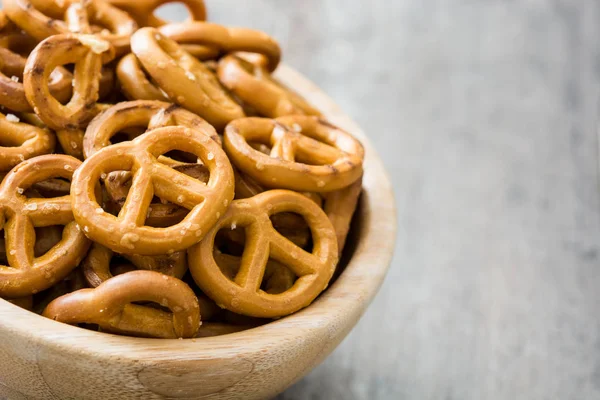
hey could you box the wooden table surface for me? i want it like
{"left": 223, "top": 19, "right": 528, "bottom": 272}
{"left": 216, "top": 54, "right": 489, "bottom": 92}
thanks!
{"left": 161, "top": 1, "right": 597, "bottom": 399}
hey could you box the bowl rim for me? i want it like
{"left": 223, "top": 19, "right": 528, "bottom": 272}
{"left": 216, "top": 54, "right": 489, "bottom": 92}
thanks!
{"left": 0, "top": 65, "right": 397, "bottom": 362}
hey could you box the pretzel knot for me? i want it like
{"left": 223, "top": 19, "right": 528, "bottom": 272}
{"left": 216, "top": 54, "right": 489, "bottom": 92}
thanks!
{"left": 0, "top": 155, "right": 91, "bottom": 298}
{"left": 188, "top": 190, "right": 338, "bottom": 318}
{"left": 159, "top": 22, "right": 281, "bottom": 72}
{"left": 43, "top": 270, "right": 201, "bottom": 339}
{"left": 24, "top": 33, "right": 116, "bottom": 131}
{"left": 107, "top": 0, "right": 207, "bottom": 28}
{"left": 0, "top": 113, "right": 56, "bottom": 172}
{"left": 131, "top": 28, "right": 245, "bottom": 130}
{"left": 224, "top": 116, "right": 365, "bottom": 192}
{"left": 72, "top": 126, "right": 235, "bottom": 255}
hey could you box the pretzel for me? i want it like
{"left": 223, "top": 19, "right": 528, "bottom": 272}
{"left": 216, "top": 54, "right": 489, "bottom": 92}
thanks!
{"left": 4, "top": 0, "right": 137, "bottom": 55}
{"left": 324, "top": 177, "right": 363, "bottom": 256}
{"left": 72, "top": 126, "right": 234, "bottom": 255}
{"left": 159, "top": 22, "right": 281, "bottom": 72}
{"left": 83, "top": 100, "right": 221, "bottom": 158}
{"left": 218, "top": 56, "right": 321, "bottom": 118}
{"left": 131, "top": 28, "right": 245, "bottom": 130}
{"left": 0, "top": 47, "right": 73, "bottom": 112}
{"left": 0, "top": 113, "right": 56, "bottom": 172}
{"left": 0, "top": 225, "right": 63, "bottom": 262}
{"left": 33, "top": 268, "right": 88, "bottom": 315}
{"left": 104, "top": 162, "right": 210, "bottom": 228}
{"left": 106, "top": 0, "right": 207, "bottom": 28}
{"left": 188, "top": 190, "right": 338, "bottom": 318}
{"left": 224, "top": 116, "right": 364, "bottom": 192}
{"left": 24, "top": 34, "right": 116, "bottom": 131}
{"left": 82, "top": 243, "right": 188, "bottom": 287}
{"left": 0, "top": 155, "right": 91, "bottom": 298}
{"left": 43, "top": 270, "right": 201, "bottom": 338}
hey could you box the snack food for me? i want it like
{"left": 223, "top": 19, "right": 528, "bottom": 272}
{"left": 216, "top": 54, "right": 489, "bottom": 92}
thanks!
{"left": 0, "top": 0, "right": 365, "bottom": 339}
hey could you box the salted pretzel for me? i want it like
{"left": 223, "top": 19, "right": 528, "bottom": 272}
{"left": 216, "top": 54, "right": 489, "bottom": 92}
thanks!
{"left": 4, "top": 0, "right": 137, "bottom": 55}
{"left": 82, "top": 243, "right": 187, "bottom": 287}
{"left": 43, "top": 270, "right": 201, "bottom": 338}
{"left": 188, "top": 190, "right": 338, "bottom": 318}
{"left": 104, "top": 161, "right": 210, "bottom": 228}
{"left": 107, "top": 0, "right": 207, "bottom": 28}
{"left": 218, "top": 55, "right": 321, "bottom": 118}
{"left": 72, "top": 126, "right": 234, "bottom": 255}
{"left": 131, "top": 28, "right": 245, "bottom": 130}
{"left": 24, "top": 34, "right": 116, "bottom": 131}
{"left": 159, "top": 22, "right": 281, "bottom": 72}
{"left": 83, "top": 100, "right": 221, "bottom": 158}
{"left": 224, "top": 116, "right": 364, "bottom": 192}
{"left": 0, "top": 155, "right": 91, "bottom": 298}
{"left": 0, "top": 113, "right": 56, "bottom": 172}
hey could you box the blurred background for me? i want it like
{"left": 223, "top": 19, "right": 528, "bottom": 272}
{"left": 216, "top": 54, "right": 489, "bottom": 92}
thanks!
{"left": 168, "top": 1, "right": 600, "bottom": 399}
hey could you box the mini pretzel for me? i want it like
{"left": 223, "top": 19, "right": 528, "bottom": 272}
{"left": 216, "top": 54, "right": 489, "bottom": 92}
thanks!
{"left": 106, "top": 0, "right": 207, "bottom": 28}
{"left": 324, "top": 177, "right": 363, "bottom": 256}
{"left": 0, "top": 155, "right": 91, "bottom": 298}
{"left": 188, "top": 190, "right": 338, "bottom": 318}
{"left": 0, "top": 47, "right": 72, "bottom": 112}
{"left": 218, "top": 56, "right": 321, "bottom": 118}
{"left": 0, "top": 113, "right": 56, "bottom": 172}
{"left": 83, "top": 100, "right": 220, "bottom": 158}
{"left": 131, "top": 28, "right": 245, "bottom": 130}
{"left": 224, "top": 116, "right": 364, "bottom": 192}
{"left": 43, "top": 270, "right": 201, "bottom": 338}
{"left": 159, "top": 22, "right": 281, "bottom": 72}
{"left": 82, "top": 243, "right": 187, "bottom": 287}
{"left": 24, "top": 34, "right": 116, "bottom": 131}
{"left": 4, "top": 0, "right": 137, "bottom": 55}
{"left": 104, "top": 162, "right": 210, "bottom": 228}
{"left": 72, "top": 126, "right": 234, "bottom": 255}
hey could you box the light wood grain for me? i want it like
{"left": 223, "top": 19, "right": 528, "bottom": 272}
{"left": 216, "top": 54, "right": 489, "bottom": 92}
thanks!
{"left": 0, "top": 66, "right": 396, "bottom": 400}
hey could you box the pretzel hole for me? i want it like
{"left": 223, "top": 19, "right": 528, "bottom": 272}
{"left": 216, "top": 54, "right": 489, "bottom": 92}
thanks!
{"left": 162, "top": 150, "right": 199, "bottom": 163}
{"left": 269, "top": 212, "right": 313, "bottom": 252}
{"left": 154, "top": 3, "right": 192, "bottom": 24}
{"left": 33, "top": 226, "right": 63, "bottom": 257}
{"left": 110, "top": 127, "right": 146, "bottom": 144}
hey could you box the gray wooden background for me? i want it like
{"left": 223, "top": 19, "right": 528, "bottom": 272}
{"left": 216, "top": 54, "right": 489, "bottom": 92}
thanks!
{"left": 172, "top": 1, "right": 600, "bottom": 399}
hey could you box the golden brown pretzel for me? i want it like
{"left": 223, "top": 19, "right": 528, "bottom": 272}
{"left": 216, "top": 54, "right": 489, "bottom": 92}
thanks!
{"left": 218, "top": 56, "right": 321, "bottom": 118}
{"left": 106, "top": 0, "right": 207, "bottom": 28}
{"left": 4, "top": 0, "right": 137, "bottom": 56}
{"left": 224, "top": 116, "right": 364, "bottom": 192}
{"left": 116, "top": 54, "right": 170, "bottom": 102}
{"left": 0, "top": 113, "right": 56, "bottom": 172}
{"left": 159, "top": 22, "right": 281, "bottom": 72}
{"left": 104, "top": 162, "right": 210, "bottom": 228}
{"left": 0, "top": 155, "right": 91, "bottom": 298}
{"left": 43, "top": 270, "right": 201, "bottom": 338}
{"left": 188, "top": 190, "right": 338, "bottom": 318}
{"left": 24, "top": 34, "right": 116, "bottom": 131}
{"left": 72, "top": 126, "right": 235, "bottom": 255}
{"left": 83, "top": 100, "right": 221, "bottom": 158}
{"left": 131, "top": 28, "right": 245, "bottom": 130}
{"left": 82, "top": 243, "right": 187, "bottom": 287}
{"left": 0, "top": 47, "right": 72, "bottom": 112}
{"left": 324, "top": 177, "right": 363, "bottom": 256}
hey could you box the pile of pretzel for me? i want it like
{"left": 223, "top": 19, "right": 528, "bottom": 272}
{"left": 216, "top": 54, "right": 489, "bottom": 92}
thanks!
{"left": 0, "top": 0, "right": 365, "bottom": 339}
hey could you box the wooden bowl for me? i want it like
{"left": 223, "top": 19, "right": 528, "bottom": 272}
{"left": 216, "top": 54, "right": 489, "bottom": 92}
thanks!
{"left": 0, "top": 66, "right": 397, "bottom": 400}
